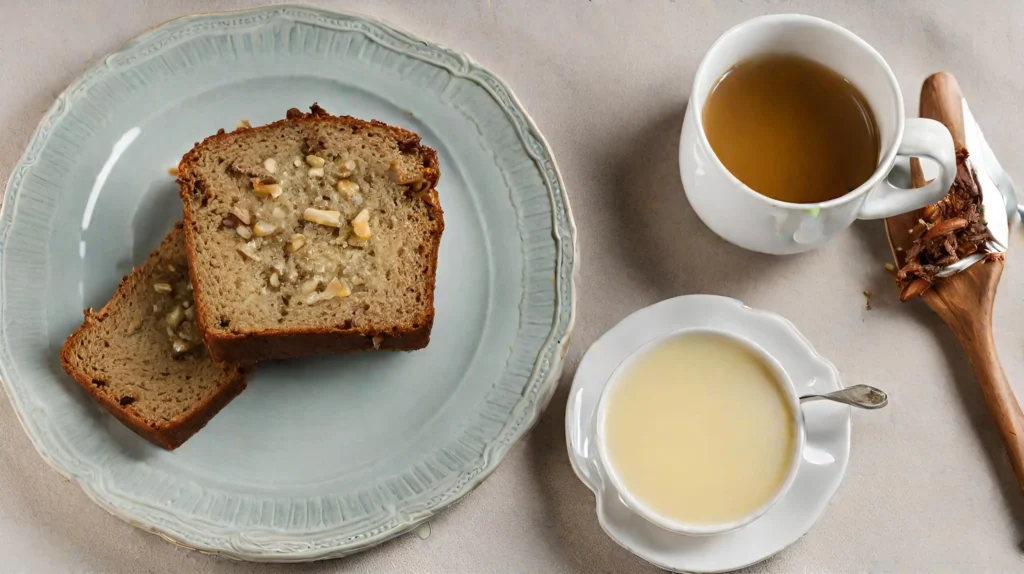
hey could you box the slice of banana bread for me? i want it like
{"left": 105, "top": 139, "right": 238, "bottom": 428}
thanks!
{"left": 176, "top": 105, "right": 444, "bottom": 362}
{"left": 60, "top": 224, "right": 247, "bottom": 450}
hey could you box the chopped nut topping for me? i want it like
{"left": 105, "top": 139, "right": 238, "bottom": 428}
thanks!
{"left": 352, "top": 224, "right": 371, "bottom": 239}
{"left": 338, "top": 159, "right": 357, "bottom": 178}
{"left": 305, "top": 277, "right": 352, "bottom": 305}
{"left": 337, "top": 179, "right": 360, "bottom": 198}
{"left": 300, "top": 278, "right": 321, "bottom": 294}
{"left": 237, "top": 119, "right": 252, "bottom": 129}
{"left": 153, "top": 283, "right": 173, "bottom": 294}
{"left": 308, "top": 167, "right": 325, "bottom": 178}
{"left": 286, "top": 233, "right": 307, "bottom": 253}
{"left": 293, "top": 157, "right": 302, "bottom": 167}
{"left": 352, "top": 209, "right": 371, "bottom": 239}
{"left": 167, "top": 167, "right": 179, "bottom": 176}
{"left": 324, "top": 277, "right": 351, "bottom": 298}
{"left": 232, "top": 206, "right": 252, "bottom": 225}
{"left": 263, "top": 158, "right": 278, "bottom": 174}
{"left": 269, "top": 272, "right": 280, "bottom": 288}
{"left": 165, "top": 306, "right": 184, "bottom": 328}
{"left": 271, "top": 206, "right": 286, "bottom": 221}
{"left": 305, "top": 154, "right": 326, "bottom": 168}
{"left": 236, "top": 225, "right": 253, "bottom": 240}
{"left": 252, "top": 180, "right": 283, "bottom": 199}
{"left": 173, "top": 338, "right": 199, "bottom": 355}
{"left": 253, "top": 220, "right": 279, "bottom": 237}
{"left": 303, "top": 208, "right": 342, "bottom": 227}
{"left": 238, "top": 243, "right": 261, "bottom": 261}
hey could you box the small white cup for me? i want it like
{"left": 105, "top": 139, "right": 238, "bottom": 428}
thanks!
{"left": 679, "top": 14, "right": 956, "bottom": 254}
{"left": 594, "top": 329, "right": 805, "bottom": 536}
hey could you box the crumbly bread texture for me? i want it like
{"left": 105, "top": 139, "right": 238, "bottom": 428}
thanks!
{"left": 60, "top": 224, "right": 247, "bottom": 450}
{"left": 177, "top": 105, "right": 444, "bottom": 362}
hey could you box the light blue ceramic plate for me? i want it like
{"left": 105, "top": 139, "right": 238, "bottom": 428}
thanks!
{"left": 0, "top": 5, "right": 576, "bottom": 562}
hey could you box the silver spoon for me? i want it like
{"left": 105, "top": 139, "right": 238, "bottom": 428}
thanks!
{"left": 800, "top": 384, "right": 888, "bottom": 410}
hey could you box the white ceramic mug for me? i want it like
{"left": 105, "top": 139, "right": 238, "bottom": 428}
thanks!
{"left": 679, "top": 14, "right": 956, "bottom": 255}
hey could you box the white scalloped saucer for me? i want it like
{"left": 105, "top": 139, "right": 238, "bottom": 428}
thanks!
{"left": 565, "top": 295, "right": 851, "bottom": 573}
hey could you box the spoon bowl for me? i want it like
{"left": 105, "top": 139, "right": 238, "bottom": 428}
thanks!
{"left": 800, "top": 384, "right": 888, "bottom": 409}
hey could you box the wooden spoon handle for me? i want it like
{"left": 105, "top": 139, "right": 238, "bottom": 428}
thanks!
{"left": 920, "top": 72, "right": 967, "bottom": 148}
{"left": 912, "top": 74, "right": 1024, "bottom": 487}
{"left": 923, "top": 272, "right": 1024, "bottom": 484}
{"left": 962, "top": 317, "right": 1024, "bottom": 484}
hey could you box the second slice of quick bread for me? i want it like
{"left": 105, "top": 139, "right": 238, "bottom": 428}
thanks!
{"left": 177, "top": 105, "right": 444, "bottom": 362}
{"left": 60, "top": 224, "right": 247, "bottom": 449}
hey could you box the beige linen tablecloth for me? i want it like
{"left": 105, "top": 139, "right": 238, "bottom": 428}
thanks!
{"left": 3, "top": 1, "right": 1024, "bottom": 572}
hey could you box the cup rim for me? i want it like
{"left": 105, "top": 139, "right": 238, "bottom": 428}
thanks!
{"left": 687, "top": 13, "right": 905, "bottom": 211}
{"left": 593, "top": 328, "right": 806, "bottom": 537}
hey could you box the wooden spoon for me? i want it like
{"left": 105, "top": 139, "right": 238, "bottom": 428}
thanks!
{"left": 884, "top": 72, "right": 1024, "bottom": 490}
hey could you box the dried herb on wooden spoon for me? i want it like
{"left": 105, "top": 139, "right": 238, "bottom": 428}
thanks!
{"left": 896, "top": 148, "right": 998, "bottom": 301}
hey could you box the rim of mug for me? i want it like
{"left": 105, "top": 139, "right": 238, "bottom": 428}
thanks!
{"left": 593, "top": 327, "right": 806, "bottom": 537}
{"left": 688, "top": 13, "right": 904, "bottom": 211}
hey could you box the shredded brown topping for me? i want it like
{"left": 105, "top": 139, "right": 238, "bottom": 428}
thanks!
{"left": 897, "top": 149, "right": 992, "bottom": 301}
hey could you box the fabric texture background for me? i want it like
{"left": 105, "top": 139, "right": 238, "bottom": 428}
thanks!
{"left": 2, "top": 1, "right": 1023, "bottom": 572}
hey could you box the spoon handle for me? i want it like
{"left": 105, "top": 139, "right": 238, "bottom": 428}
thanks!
{"left": 956, "top": 311, "right": 1024, "bottom": 486}
{"left": 918, "top": 247, "right": 1024, "bottom": 490}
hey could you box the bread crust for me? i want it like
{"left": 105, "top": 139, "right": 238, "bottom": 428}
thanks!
{"left": 59, "top": 225, "right": 248, "bottom": 450}
{"left": 204, "top": 317, "right": 433, "bottom": 363}
{"left": 176, "top": 105, "right": 444, "bottom": 363}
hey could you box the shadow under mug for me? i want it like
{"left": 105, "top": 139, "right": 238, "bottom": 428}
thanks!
{"left": 679, "top": 14, "right": 956, "bottom": 255}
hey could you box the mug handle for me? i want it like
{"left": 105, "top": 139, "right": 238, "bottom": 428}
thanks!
{"left": 856, "top": 118, "right": 956, "bottom": 220}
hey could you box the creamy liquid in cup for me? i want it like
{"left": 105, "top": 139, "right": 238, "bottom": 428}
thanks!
{"left": 601, "top": 332, "right": 798, "bottom": 528}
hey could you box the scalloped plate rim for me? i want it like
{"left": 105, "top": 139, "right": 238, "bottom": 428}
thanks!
{"left": 0, "top": 4, "right": 578, "bottom": 562}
